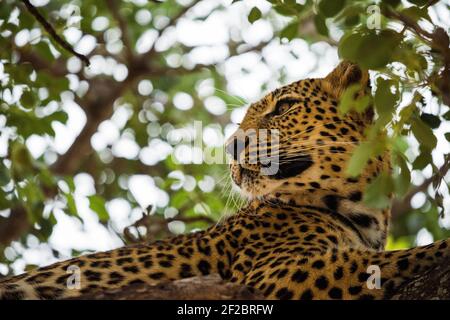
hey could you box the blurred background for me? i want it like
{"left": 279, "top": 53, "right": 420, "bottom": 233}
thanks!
{"left": 0, "top": 0, "right": 449, "bottom": 276}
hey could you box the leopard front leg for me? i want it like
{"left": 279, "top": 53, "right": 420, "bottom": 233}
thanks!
{"left": 0, "top": 229, "right": 236, "bottom": 300}
{"left": 245, "top": 238, "right": 450, "bottom": 300}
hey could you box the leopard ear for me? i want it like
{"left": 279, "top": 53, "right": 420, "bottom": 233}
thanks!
{"left": 322, "top": 61, "right": 370, "bottom": 99}
{"left": 322, "top": 61, "right": 373, "bottom": 122}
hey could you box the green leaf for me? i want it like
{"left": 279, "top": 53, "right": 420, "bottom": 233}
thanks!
{"left": 314, "top": 14, "right": 328, "bottom": 36}
{"left": 393, "top": 153, "right": 411, "bottom": 196}
{"left": 443, "top": 110, "right": 450, "bottom": 121}
{"left": 339, "top": 30, "right": 402, "bottom": 69}
{"left": 413, "top": 151, "right": 432, "bottom": 170}
{"left": 374, "top": 78, "right": 399, "bottom": 117}
{"left": 339, "top": 84, "right": 371, "bottom": 115}
{"left": 407, "top": 0, "right": 429, "bottom": 7}
{"left": 354, "top": 95, "right": 371, "bottom": 113}
{"left": 0, "top": 186, "right": 11, "bottom": 210}
{"left": 338, "top": 83, "right": 361, "bottom": 114}
{"left": 445, "top": 132, "right": 450, "bottom": 142}
{"left": 346, "top": 140, "right": 384, "bottom": 177}
{"left": 48, "top": 111, "right": 69, "bottom": 124}
{"left": 21, "top": 90, "right": 36, "bottom": 109}
{"left": 88, "top": 195, "right": 110, "bottom": 222}
{"left": 0, "top": 161, "right": 11, "bottom": 186}
{"left": 65, "top": 193, "right": 78, "bottom": 217}
{"left": 280, "top": 21, "right": 299, "bottom": 41}
{"left": 363, "top": 172, "right": 393, "bottom": 209}
{"left": 344, "top": 14, "right": 360, "bottom": 27}
{"left": 420, "top": 113, "right": 440, "bottom": 129}
{"left": 38, "top": 169, "right": 55, "bottom": 188}
{"left": 248, "top": 7, "right": 262, "bottom": 24}
{"left": 346, "top": 142, "right": 373, "bottom": 177}
{"left": 171, "top": 191, "right": 190, "bottom": 208}
{"left": 410, "top": 116, "right": 437, "bottom": 150}
{"left": 394, "top": 92, "right": 422, "bottom": 134}
{"left": 401, "top": 6, "right": 431, "bottom": 22}
{"left": 8, "top": 108, "right": 56, "bottom": 137}
{"left": 35, "top": 41, "right": 54, "bottom": 61}
{"left": 65, "top": 177, "right": 76, "bottom": 192}
{"left": 318, "top": 0, "right": 346, "bottom": 18}
{"left": 394, "top": 49, "right": 428, "bottom": 74}
{"left": 338, "top": 32, "right": 363, "bottom": 62}
{"left": 391, "top": 136, "right": 409, "bottom": 154}
{"left": 10, "top": 142, "right": 35, "bottom": 179}
{"left": 382, "top": 0, "right": 401, "bottom": 7}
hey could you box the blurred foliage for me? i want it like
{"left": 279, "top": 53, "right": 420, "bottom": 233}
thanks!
{"left": 0, "top": 0, "right": 449, "bottom": 275}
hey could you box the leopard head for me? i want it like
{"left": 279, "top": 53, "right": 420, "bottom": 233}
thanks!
{"left": 226, "top": 61, "right": 390, "bottom": 249}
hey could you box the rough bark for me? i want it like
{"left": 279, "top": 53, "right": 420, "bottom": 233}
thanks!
{"left": 392, "top": 257, "right": 450, "bottom": 300}
{"left": 71, "top": 274, "right": 264, "bottom": 300}
{"left": 71, "top": 266, "right": 450, "bottom": 300}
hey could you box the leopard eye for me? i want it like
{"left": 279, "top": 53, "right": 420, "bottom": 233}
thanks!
{"left": 277, "top": 102, "right": 291, "bottom": 114}
{"left": 272, "top": 98, "right": 300, "bottom": 116}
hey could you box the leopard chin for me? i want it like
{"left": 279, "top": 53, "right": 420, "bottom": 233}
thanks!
{"left": 230, "top": 153, "right": 314, "bottom": 199}
{"left": 230, "top": 163, "right": 283, "bottom": 199}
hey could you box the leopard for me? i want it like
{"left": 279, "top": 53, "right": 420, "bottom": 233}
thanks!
{"left": 1, "top": 61, "right": 449, "bottom": 300}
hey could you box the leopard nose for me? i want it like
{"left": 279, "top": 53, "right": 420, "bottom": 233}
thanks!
{"left": 225, "top": 136, "right": 245, "bottom": 162}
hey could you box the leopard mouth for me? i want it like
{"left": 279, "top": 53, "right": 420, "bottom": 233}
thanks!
{"left": 230, "top": 163, "right": 277, "bottom": 198}
{"left": 271, "top": 154, "right": 314, "bottom": 180}
{"left": 232, "top": 154, "right": 313, "bottom": 186}
{"left": 232, "top": 165, "right": 258, "bottom": 187}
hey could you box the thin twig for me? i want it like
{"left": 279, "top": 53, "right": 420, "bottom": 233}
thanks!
{"left": 392, "top": 155, "right": 450, "bottom": 218}
{"left": 21, "top": 0, "right": 91, "bottom": 66}
{"left": 382, "top": 6, "right": 433, "bottom": 41}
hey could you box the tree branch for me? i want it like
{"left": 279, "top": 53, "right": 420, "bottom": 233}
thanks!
{"left": 0, "top": 207, "right": 30, "bottom": 246}
{"left": 392, "top": 257, "right": 450, "bottom": 299}
{"left": 105, "top": 0, "right": 134, "bottom": 61}
{"left": 382, "top": 4, "right": 450, "bottom": 106}
{"left": 15, "top": 48, "right": 68, "bottom": 77}
{"left": 382, "top": 6, "right": 434, "bottom": 42}
{"left": 71, "top": 265, "right": 450, "bottom": 300}
{"left": 70, "top": 274, "right": 263, "bottom": 300}
{"left": 21, "top": 0, "right": 90, "bottom": 66}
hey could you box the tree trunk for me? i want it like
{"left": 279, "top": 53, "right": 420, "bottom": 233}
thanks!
{"left": 70, "top": 274, "right": 263, "bottom": 300}
{"left": 71, "top": 262, "right": 450, "bottom": 300}
{"left": 392, "top": 257, "right": 450, "bottom": 300}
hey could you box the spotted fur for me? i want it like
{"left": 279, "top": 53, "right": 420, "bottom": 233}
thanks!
{"left": 1, "top": 61, "right": 449, "bottom": 300}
